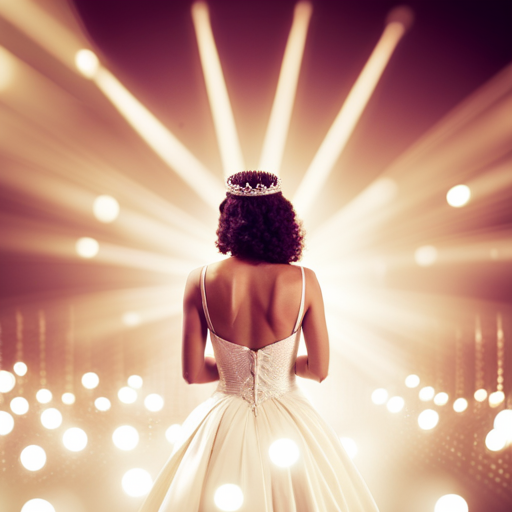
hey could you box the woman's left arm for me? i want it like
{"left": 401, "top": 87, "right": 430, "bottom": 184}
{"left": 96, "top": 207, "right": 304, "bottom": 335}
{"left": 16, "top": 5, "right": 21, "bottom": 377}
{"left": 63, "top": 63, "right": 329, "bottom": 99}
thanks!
{"left": 182, "top": 268, "right": 219, "bottom": 384}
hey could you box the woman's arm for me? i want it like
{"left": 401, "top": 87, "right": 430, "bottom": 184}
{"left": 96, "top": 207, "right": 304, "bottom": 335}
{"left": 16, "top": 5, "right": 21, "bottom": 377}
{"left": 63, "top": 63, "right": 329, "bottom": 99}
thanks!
{"left": 295, "top": 268, "right": 329, "bottom": 383}
{"left": 182, "top": 268, "right": 219, "bottom": 384}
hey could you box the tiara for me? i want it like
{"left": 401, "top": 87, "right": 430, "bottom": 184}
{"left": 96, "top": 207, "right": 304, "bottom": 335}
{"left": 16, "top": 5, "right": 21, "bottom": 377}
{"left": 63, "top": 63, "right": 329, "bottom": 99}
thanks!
{"left": 226, "top": 175, "right": 282, "bottom": 196}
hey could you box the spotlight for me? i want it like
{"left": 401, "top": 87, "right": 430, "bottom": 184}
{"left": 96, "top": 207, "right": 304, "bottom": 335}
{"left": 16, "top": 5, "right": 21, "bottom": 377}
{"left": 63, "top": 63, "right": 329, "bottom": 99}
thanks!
{"left": 268, "top": 438, "right": 300, "bottom": 467}
{"left": 13, "top": 362, "right": 28, "bottom": 376}
{"left": 93, "top": 195, "right": 120, "bottom": 223}
{"left": 36, "top": 389, "right": 52, "bottom": 404}
{"left": 122, "top": 468, "right": 153, "bottom": 497}
{"left": 76, "top": 237, "right": 99, "bottom": 258}
{"left": 0, "top": 411, "right": 15, "bottom": 435}
{"left": 62, "top": 392, "right": 76, "bottom": 405}
{"left": 0, "top": 370, "right": 16, "bottom": 392}
{"left": 213, "top": 483, "right": 244, "bottom": 511}
{"left": 63, "top": 427, "right": 88, "bottom": 452}
{"left": 435, "top": 494, "right": 468, "bottom": 512}
{"left": 81, "top": 372, "right": 100, "bottom": 390}
{"left": 75, "top": 49, "right": 99, "bottom": 78}
{"left": 446, "top": 184, "right": 471, "bottom": 207}
{"left": 20, "top": 445, "right": 46, "bottom": 471}
{"left": 10, "top": 396, "right": 29, "bottom": 415}
{"left": 405, "top": 374, "right": 420, "bottom": 388}
{"left": 414, "top": 245, "right": 438, "bottom": 267}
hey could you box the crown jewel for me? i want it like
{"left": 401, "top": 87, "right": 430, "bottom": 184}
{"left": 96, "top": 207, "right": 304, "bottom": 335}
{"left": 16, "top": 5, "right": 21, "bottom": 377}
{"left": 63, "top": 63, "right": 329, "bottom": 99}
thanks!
{"left": 226, "top": 174, "right": 282, "bottom": 196}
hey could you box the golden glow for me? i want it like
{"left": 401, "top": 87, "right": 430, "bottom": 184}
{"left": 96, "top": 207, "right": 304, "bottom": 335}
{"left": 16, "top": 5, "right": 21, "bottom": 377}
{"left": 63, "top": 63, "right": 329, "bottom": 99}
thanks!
{"left": 418, "top": 409, "right": 439, "bottom": 430}
{"left": 405, "top": 374, "right": 420, "bottom": 388}
{"left": 213, "top": 484, "right": 244, "bottom": 511}
{"left": 453, "top": 397, "right": 468, "bottom": 412}
{"left": 62, "top": 392, "right": 76, "bottom": 405}
{"left": 414, "top": 245, "right": 438, "bottom": 267}
{"left": 339, "top": 437, "right": 358, "bottom": 459}
{"left": 112, "top": 425, "right": 139, "bottom": 451}
{"left": 485, "top": 429, "right": 507, "bottom": 452}
{"left": 122, "top": 468, "right": 153, "bottom": 497}
{"left": 192, "top": 2, "right": 244, "bottom": 177}
{"left": 40, "top": 408, "right": 63, "bottom": 430}
{"left": 123, "top": 312, "right": 141, "bottom": 327}
{"left": 127, "top": 375, "right": 143, "bottom": 389}
{"left": 20, "top": 445, "right": 46, "bottom": 471}
{"left": 118, "top": 386, "right": 137, "bottom": 404}
{"left": 434, "top": 392, "right": 449, "bottom": 406}
{"left": 419, "top": 386, "right": 435, "bottom": 401}
{"left": 259, "top": 2, "right": 312, "bottom": 173}
{"left": 0, "top": 370, "right": 16, "bottom": 392}
{"left": 81, "top": 372, "right": 100, "bottom": 389}
{"left": 21, "top": 500, "right": 56, "bottom": 512}
{"left": 435, "top": 494, "right": 468, "bottom": 512}
{"left": 10, "top": 397, "right": 29, "bottom": 415}
{"left": 371, "top": 388, "right": 388, "bottom": 405}
{"left": 474, "top": 388, "right": 488, "bottom": 402}
{"left": 0, "top": 411, "right": 15, "bottom": 435}
{"left": 36, "top": 388, "right": 52, "bottom": 404}
{"left": 494, "top": 409, "right": 512, "bottom": 434}
{"left": 63, "top": 427, "right": 88, "bottom": 452}
{"left": 94, "top": 397, "right": 111, "bottom": 412}
{"left": 144, "top": 393, "right": 164, "bottom": 412}
{"left": 294, "top": 22, "right": 406, "bottom": 216}
{"left": 93, "top": 195, "right": 120, "bottom": 223}
{"left": 76, "top": 237, "right": 99, "bottom": 259}
{"left": 489, "top": 390, "right": 505, "bottom": 408}
{"left": 386, "top": 396, "right": 405, "bottom": 413}
{"left": 13, "top": 362, "right": 28, "bottom": 376}
{"left": 446, "top": 184, "right": 471, "bottom": 207}
{"left": 75, "top": 49, "right": 99, "bottom": 78}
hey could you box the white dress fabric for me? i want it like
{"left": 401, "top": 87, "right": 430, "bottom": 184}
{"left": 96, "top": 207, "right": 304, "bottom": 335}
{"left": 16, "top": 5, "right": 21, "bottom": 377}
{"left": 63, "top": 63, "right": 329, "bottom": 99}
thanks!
{"left": 139, "top": 266, "right": 380, "bottom": 512}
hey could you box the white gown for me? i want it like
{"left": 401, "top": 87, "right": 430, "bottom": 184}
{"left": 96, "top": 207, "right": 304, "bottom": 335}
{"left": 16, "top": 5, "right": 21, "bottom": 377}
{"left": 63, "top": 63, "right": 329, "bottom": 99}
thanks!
{"left": 139, "top": 266, "right": 380, "bottom": 512}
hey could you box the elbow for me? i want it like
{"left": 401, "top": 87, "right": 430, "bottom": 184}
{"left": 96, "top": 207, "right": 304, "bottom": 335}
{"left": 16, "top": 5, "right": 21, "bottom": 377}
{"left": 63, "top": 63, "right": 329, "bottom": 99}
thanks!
{"left": 183, "top": 370, "right": 196, "bottom": 385}
{"left": 317, "top": 370, "right": 328, "bottom": 383}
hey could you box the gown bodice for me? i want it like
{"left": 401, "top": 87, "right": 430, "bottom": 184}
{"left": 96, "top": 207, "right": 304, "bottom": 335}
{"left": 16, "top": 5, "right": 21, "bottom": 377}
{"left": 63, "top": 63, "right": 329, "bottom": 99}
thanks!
{"left": 200, "top": 265, "right": 305, "bottom": 416}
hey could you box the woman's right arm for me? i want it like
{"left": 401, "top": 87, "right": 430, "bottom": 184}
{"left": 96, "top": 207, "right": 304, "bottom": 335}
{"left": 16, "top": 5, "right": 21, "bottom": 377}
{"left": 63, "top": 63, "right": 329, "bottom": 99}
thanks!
{"left": 295, "top": 268, "right": 329, "bottom": 383}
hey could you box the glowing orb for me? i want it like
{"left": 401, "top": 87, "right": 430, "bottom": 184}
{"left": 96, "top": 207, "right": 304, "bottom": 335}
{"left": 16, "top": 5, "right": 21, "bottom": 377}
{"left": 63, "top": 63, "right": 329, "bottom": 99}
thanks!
{"left": 75, "top": 49, "right": 99, "bottom": 78}
{"left": 419, "top": 386, "right": 435, "bottom": 401}
{"left": 63, "top": 427, "right": 88, "bottom": 452}
{"left": 0, "top": 411, "right": 15, "bottom": 435}
{"left": 76, "top": 237, "right": 99, "bottom": 258}
{"left": 486, "top": 429, "right": 507, "bottom": 452}
{"left": 474, "top": 388, "right": 488, "bottom": 402}
{"left": 435, "top": 494, "right": 468, "bottom": 512}
{"left": 494, "top": 409, "right": 512, "bottom": 435}
{"left": 268, "top": 438, "right": 300, "bottom": 467}
{"left": 489, "top": 390, "right": 505, "bottom": 408}
{"left": 127, "top": 375, "right": 143, "bottom": 389}
{"left": 340, "top": 437, "right": 358, "bottom": 459}
{"left": 122, "top": 468, "right": 153, "bottom": 497}
{"left": 386, "top": 396, "right": 405, "bottom": 413}
{"left": 81, "top": 372, "right": 100, "bottom": 389}
{"left": 213, "top": 484, "right": 244, "bottom": 511}
{"left": 0, "top": 370, "right": 16, "bottom": 393}
{"left": 36, "top": 389, "right": 52, "bottom": 404}
{"left": 112, "top": 425, "right": 139, "bottom": 451}
{"left": 453, "top": 398, "right": 468, "bottom": 413}
{"left": 165, "top": 424, "right": 182, "bottom": 444}
{"left": 446, "top": 184, "right": 471, "bottom": 208}
{"left": 40, "top": 408, "right": 63, "bottom": 430}
{"left": 21, "top": 499, "right": 56, "bottom": 512}
{"left": 93, "top": 195, "right": 120, "bottom": 223}
{"left": 94, "top": 397, "right": 111, "bottom": 411}
{"left": 118, "top": 386, "right": 137, "bottom": 404}
{"left": 434, "top": 392, "right": 449, "bottom": 406}
{"left": 20, "top": 445, "right": 46, "bottom": 471}
{"left": 62, "top": 392, "right": 76, "bottom": 405}
{"left": 371, "top": 388, "right": 388, "bottom": 405}
{"left": 405, "top": 374, "right": 420, "bottom": 388}
{"left": 418, "top": 409, "right": 439, "bottom": 430}
{"left": 414, "top": 245, "right": 438, "bottom": 267}
{"left": 11, "top": 396, "right": 29, "bottom": 415}
{"left": 144, "top": 393, "right": 164, "bottom": 412}
{"left": 13, "top": 362, "right": 28, "bottom": 376}
{"left": 122, "top": 312, "right": 141, "bottom": 327}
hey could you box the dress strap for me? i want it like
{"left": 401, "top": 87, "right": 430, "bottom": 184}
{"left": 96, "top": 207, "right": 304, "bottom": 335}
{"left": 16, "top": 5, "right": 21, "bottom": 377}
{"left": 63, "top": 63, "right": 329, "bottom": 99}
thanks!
{"left": 292, "top": 266, "right": 306, "bottom": 334}
{"left": 200, "top": 265, "right": 216, "bottom": 333}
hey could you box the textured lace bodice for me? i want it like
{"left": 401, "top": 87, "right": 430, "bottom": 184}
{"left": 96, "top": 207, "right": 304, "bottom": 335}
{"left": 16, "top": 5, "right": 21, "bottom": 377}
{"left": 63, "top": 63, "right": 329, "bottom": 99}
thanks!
{"left": 200, "top": 265, "right": 305, "bottom": 416}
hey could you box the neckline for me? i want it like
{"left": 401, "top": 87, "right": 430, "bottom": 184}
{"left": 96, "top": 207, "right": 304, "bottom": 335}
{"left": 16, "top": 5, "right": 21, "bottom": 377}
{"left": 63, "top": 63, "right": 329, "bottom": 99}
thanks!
{"left": 211, "top": 330, "right": 299, "bottom": 353}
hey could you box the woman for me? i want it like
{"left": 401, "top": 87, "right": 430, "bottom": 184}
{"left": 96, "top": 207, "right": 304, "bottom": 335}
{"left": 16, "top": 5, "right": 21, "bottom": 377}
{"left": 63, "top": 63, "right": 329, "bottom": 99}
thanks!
{"left": 139, "top": 171, "right": 379, "bottom": 512}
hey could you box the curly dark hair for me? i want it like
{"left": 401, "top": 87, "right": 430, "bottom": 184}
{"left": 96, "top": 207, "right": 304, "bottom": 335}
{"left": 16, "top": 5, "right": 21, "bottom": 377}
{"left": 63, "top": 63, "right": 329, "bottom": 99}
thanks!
{"left": 216, "top": 171, "right": 304, "bottom": 263}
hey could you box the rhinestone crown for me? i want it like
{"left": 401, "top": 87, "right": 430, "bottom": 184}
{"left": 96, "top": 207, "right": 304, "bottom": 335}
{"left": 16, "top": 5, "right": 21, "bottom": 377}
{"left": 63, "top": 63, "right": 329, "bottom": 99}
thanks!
{"left": 226, "top": 175, "right": 282, "bottom": 196}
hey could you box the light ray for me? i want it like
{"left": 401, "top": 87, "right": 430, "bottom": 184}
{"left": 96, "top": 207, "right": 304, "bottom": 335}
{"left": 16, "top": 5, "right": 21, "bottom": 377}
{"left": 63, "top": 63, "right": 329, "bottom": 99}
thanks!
{"left": 259, "top": 2, "right": 312, "bottom": 174}
{"left": 192, "top": 2, "right": 244, "bottom": 177}
{"left": 293, "top": 18, "right": 408, "bottom": 217}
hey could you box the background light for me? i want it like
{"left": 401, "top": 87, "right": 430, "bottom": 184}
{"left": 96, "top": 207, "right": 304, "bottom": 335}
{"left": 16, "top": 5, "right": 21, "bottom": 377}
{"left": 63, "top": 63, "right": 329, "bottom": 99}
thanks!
{"left": 474, "top": 388, "right": 488, "bottom": 402}
{"left": 118, "top": 386, "right": 137, "bottom": 404}
{"left": 20, "top": 445, "right": 46, "bottom": 471}
{"left": 127, "top": 375, "right": 143, "bottom": 389}
{"left": 434, "top": 392, "right": 449, "bottom": 406}
{"left": 75, "top": 49, "right": 99, "bottom": 78}
{"left": 165, "top": 424, "right": 182, "bottom": 444}
{"left": 0, "top": 370, "right": 16, "bottom": 393}
{"left": 486, "top": 429, "right": 508, "bottom": 451}
{"left": 21, "top": 499, "right": 56, "bottom": 512}
{"left": 371, "top": 388, "right": 388, "bottom": 405}
{"left": 144, "top": 393, "right": 164, "bottom": 412}
{"left": 63, "top": 427, "right": 88, "bottom": 452}
{"left": 405, "top": 374, "right": 420, "bottom": 388}
{"left": 13, "top": 362, "right": 28, "bottom": 376}
{"left": 386, "top": 396, "right": 405, "bottom": 413}
{"left": 268, "top": 438, "right": 300, "bottom": 467}
{"left": 213, "top": 483, "right": 244, "bottom": 512}
{"left": 36, "top": 389, "right": 52, "bottom": 404}
{"left": 81, "top": 372, "right": 100, "bottom": 389}
{"left": 418, "top": 409, "right": 439, "bottom": 430}
{"left": 94, "top": 397, "right": 111, "bottom": 411}
{"left": 93, "top": 195, "right": 120, "bottom": 223}
{"left": 40, "top": 408, "right": 63, "bottom": 430}
{"left": 446, "top": 184, "right": 471, "bottom": 207}
{"left": 0, "top": 411, "right": 15, "bottom": 435}
{"left": 489, "top": 390, "right": 505, "bottom": 408}
{"left": 453, "top": 398, "right": 468, "bottom": 412}
{"left": 414, "top": 245, "right": 438, "bottom": 267}
{"left": 11, "top": 396, "right": 29, "bottom": 415}
{"left": 494, "top": 409, "right": 512, "bottom": 435}
{"left": 419, "top": 386, "right": 435, "bottom": 401}
{"left": 76, "top": 237, "right": 99, "bottom": 258}
{"left": 122, "top": 468, "right": 153, "bottom": 497}
{"left": 112, "top": 425, "right": 139, "bottom": 451}
{"left": 340, "top": 437, "right": 358, "bottom": 459}
{"left": 62, "top": 392, "right": 76, "bottom": 405}
{"left": 435, "top": 494, "right": 468, "bottom": 512}
{"left": 123, "top": 312, "right": 141, "bottom": 327}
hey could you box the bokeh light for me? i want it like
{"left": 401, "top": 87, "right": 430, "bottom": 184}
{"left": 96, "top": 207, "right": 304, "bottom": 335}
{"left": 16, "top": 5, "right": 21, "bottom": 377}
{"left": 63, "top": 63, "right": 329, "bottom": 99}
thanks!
{"left": 213, "top": 484, "right": 244, "bottom": 512}
{"left": 118, "top": 386, "right": 137, "bottom": 404}
{"left": 20, "top": 445, "right": 46, "bottom": 471}
{"left": 435, "top": 494, "right": 468, "bottom": 512}
{"left": 36, "top": 389, "right": 52, "bottom": 404}
{"left": 122, "top": 468, "right": 153, "bottom": 497}
{"left": 112, "top": 425, "right": 139, "bottom": 451}
{"left": 340, "top": 437, "right": 358, "bottom": 459}
{"left": 62, "top": 392, "right": 76, "bottom": 405}
{"left": 446, "top": 184, "right": 471, "bottom": 207}
{"left": 405, "top": 374, "right": 420, "bottom": 388}
{"left": 165, "top": 424, "right": 182, "bottom": 444}
{"left": 0, "top": 370, "right": 16, "bottom": 393}
{"left": 81, "top": 372, "right": 100, "bottom": 390}
{"left": 485, "top": 429, "right": 508, "bottom": 452}
{"left": 453, "top": 398, "right": 468, "bottom": 413}
{"left": 414, "top": 245, "right": 438, "bottom": 267}
{"left": 10, "top": 396, "right": 29, "bottom": 415}
{"left": 63, "top": 427, "right": 88, "bottom": 452}
{"left": 93, "top": 195, "right": 120, "bottom": 223}
{"left": 144, "top": 393, "right": 164, "bottom": 412}
{"left": 474, "top": 388, "right": 488, "bottom": 402}
{"left": 386, "top": 396, "right": 405, "bottom": 413}
{"left": 434, "top": 392, "right": 449, "bottom": 406}
{"left": 13, "top": 362, "right": 28, "bottom": 376}
{"left": 494, "top": 409, "right": 512, "bottom": 435}
{"left": 21, "top": 499, "right": 56, "bottom": 512}
{"left": 0, "top": 411, "right": 15, "bottom": 435}
{"left": 40, "top": 408, "right": 63, "bottom": 430}
{"left": 489, "top": 390, "right": 505, "bottom": 408}
{"left": 419, "top": 386, "right": 435, "bottom": 401}
{"left": 94, "top": 397, "right": 111, "bottom": 411}
{"left": 75, "top": 49, "right": 99, "bottom": 78}
{"left": 122, "top": 312, "right": 141, "bottom": 327}
{"left": 371, "top": 388, "right": 388, "bottom": 405}
{"left": 128, "top": 375, "right": 143, "bottom": 389}
{"left": 418, "top": 409, "right": 439, "bottom": 430}
{"left": 268, "top": 438, "right": 300, "bottom": 467}
{"left": 76, "top": 237, "right": 99, "bottom": 258}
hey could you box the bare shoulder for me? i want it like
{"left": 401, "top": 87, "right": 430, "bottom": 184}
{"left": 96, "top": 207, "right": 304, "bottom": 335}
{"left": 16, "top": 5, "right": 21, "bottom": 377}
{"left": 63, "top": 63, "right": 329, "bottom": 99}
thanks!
{"left": 184, "top": 266, "right": 203, "bottom": 305}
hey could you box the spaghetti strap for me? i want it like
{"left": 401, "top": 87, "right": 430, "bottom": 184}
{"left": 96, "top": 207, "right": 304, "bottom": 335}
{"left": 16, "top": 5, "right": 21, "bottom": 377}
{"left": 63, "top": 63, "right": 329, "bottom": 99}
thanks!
{"left": 200, "top": 265, "right": 216, "bottom": 334}
{"left": 292, "top": 266, "right": 306, "bottom": 334}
